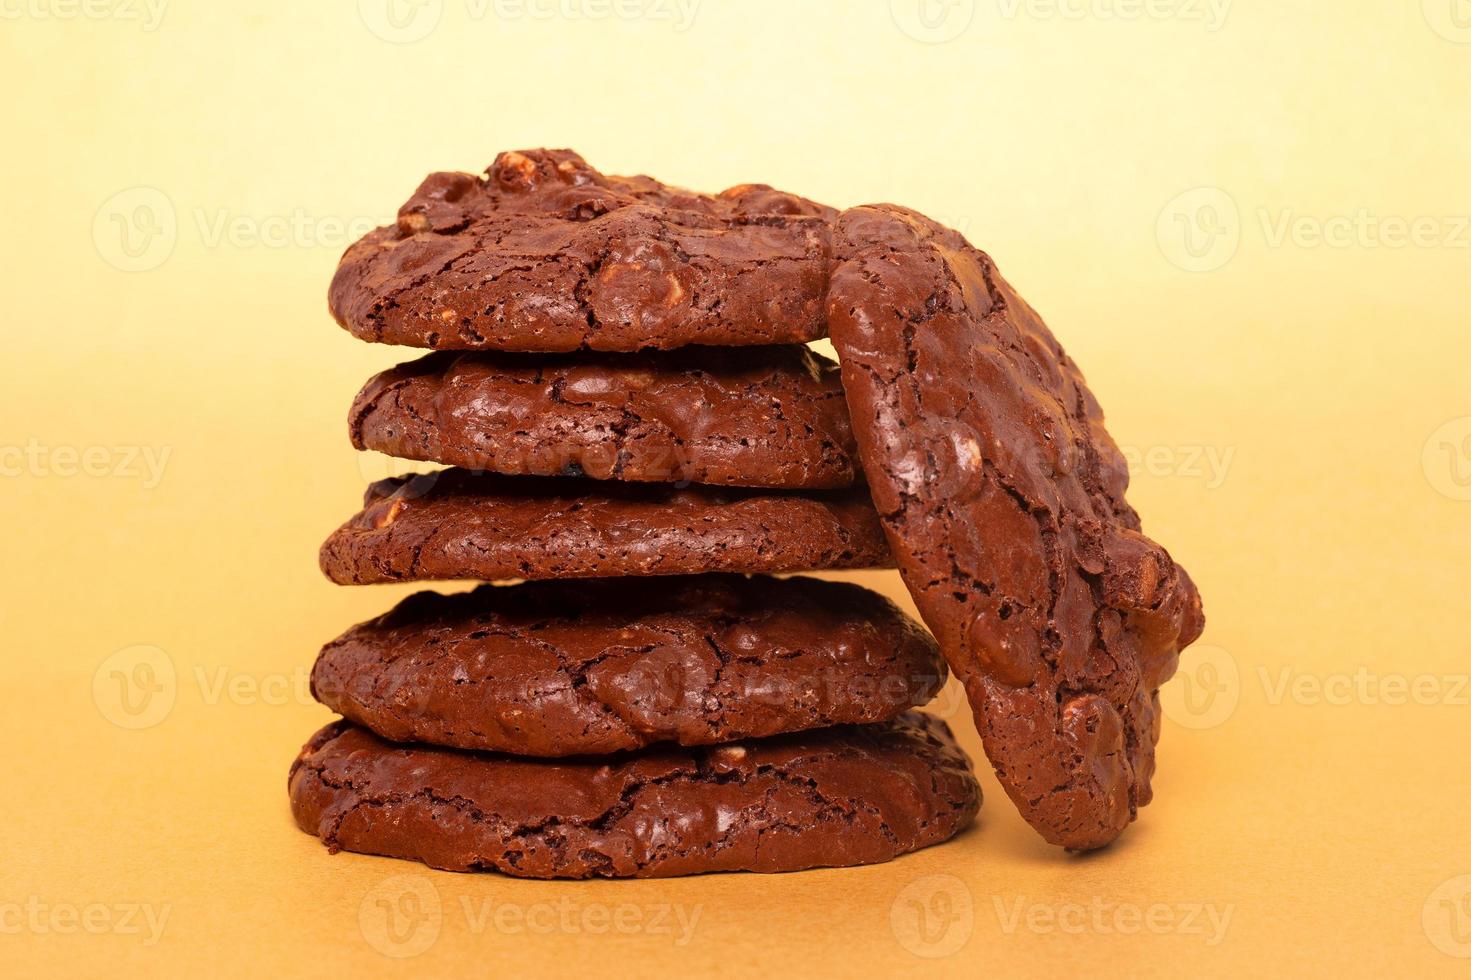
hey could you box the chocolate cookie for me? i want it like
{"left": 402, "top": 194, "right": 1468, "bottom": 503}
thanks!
{"left": 826, "top": 205, "right": 1205, "bottom": 851}
{"left": 288, "top": 712, "right": 979, "bottom": 877}
{"left": 319, "top": 470, "right": 893, "bottom": 585}
{"left": 349, "top": 346, "right": 858, "bottom": 489}
{"left": 329, "top": 149, "right": 835, "bottom": 352}
{"left": 312, "top": 574, "right": 945, "bottom": 755}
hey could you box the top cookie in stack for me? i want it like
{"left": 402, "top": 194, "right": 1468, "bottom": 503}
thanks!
{"left": 290, "top": 151, "right": 982, "bottom": 878}
{"left": 328, "top": 148, "right": 833, "bottom": 353}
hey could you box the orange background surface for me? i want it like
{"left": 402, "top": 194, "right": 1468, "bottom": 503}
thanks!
{"left": 4, "top": 2, "right": 1470, "bottom": 976}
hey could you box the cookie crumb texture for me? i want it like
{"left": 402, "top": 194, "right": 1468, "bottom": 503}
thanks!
{"left": 288, "top": 712, "right": 980, "bottom": 878}
{"left": 318, "top": 470, "right": 893, "bottom": 584}
{"left": 329, "top": 149, "right": 835, "bottom": 352}
{"left": 349, "top": 346, "right": 858, "bottom": 489}
{"left": 312, "top": 575, "right": 946, "bottom": 755}
{"left": 827, "top": 205, "right": 1205, "bottom": 851}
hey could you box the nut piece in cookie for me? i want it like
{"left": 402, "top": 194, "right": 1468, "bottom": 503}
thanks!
{"left": 826, "top": 204, "right": 1204, "bottom": 850}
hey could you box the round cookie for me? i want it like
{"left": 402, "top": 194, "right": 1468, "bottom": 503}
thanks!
{"left": 318, "top": 470, "right": 893, "bottom": 585}
{"left": 349, "top": 346, "right": 858, "bottom": 489}
{"left": 329, "top": 148, "right": 836, "bottom": 352}
{"left": 288, "top": 712, "right": 980, "bottom": 878}
{"left": 826, "top": 205, "right": 1205, "bottom": 851}
{"left": 312, "top": 574, "right": 946, "bottom": 756}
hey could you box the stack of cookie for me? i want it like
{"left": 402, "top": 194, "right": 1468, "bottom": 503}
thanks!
{"left": 288, "top": 150, "right": 982, "bottom": 878}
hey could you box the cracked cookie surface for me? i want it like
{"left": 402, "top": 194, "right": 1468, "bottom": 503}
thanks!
{"left": 319, "top": 469, "right": 893, "bottom": 584}
{"left": 288, "top": 711, "right": 979, "bottom": 877}
{"left": 826, "top": 205, "right": 1205, "bottom": 851}
{"left": 349, "top": 345, "right": 858, "bottom": 489}
{"left": 329, "top": 148, "right": 835, "bottom": 352}
{"left": 312, "top": 574, "right": 945, "bottom": 756}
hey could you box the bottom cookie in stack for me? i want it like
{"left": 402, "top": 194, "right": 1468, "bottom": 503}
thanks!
{"left": 291, "top": 575, "right": 981, "bottom": 878}
{"left": 290, "top": 713, "right": 977, "bottom": 879}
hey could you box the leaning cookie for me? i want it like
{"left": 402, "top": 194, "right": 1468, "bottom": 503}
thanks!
{"left": 318, "top": 470, "right": 893, "bottom": 585}
{"left": 826, "top": 205, "right": 1204, "bottom": 851}
{"left": 349, "top": 346, "right": 858, "bottom": 489}
{"left": 330, "top": 148, "right": 835, "bottom": 352}
{"left": 312, "top": 574, "right": 945, "bottom": 755}
{"left": 288, "top": 713, "right": 979, "bottom": 878}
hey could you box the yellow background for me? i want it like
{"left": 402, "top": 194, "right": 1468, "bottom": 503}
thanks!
{"left": 4, "top": 1, "right": 1469, "bottom": 976}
